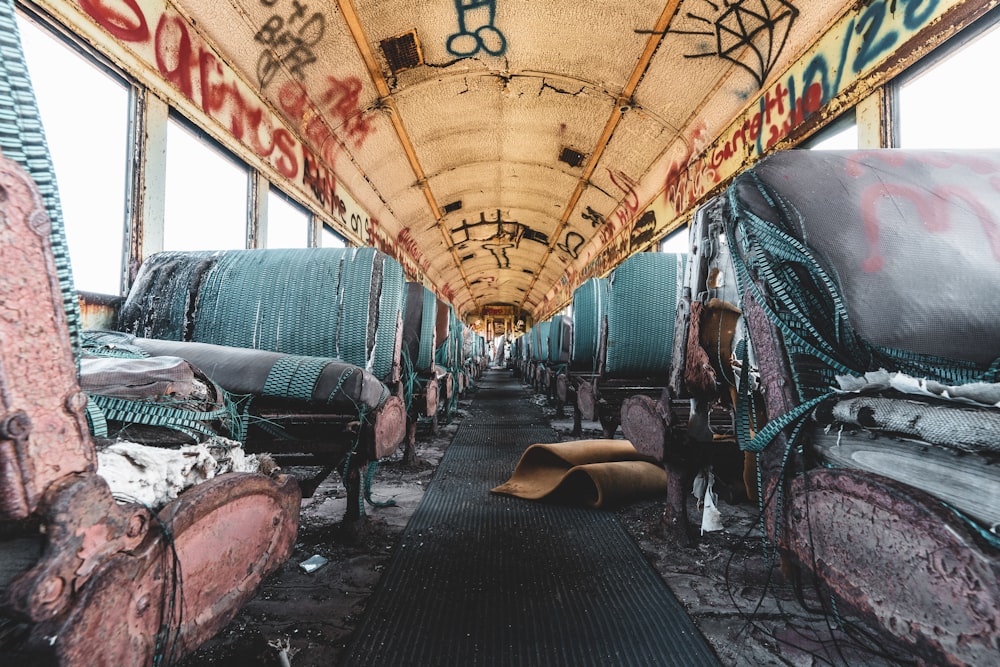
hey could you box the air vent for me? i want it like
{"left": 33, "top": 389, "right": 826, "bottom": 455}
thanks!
{"left": 381, "top": 30, "right": 423, "bottom": 74}
{"left": 559, "top": 146, "right": 585, "bottom": 168}
{"left": 443, "top": 200, "right": 463, "bottom": 214}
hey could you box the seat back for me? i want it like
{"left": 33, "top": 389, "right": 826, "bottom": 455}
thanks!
{"left": 725, "top": 150, "right": 1000, "bottom": 403}
{"left": 605, "top": 252, "right": 687, "bottom": 378}
{"left": 570, "top": 277, "right": 608, "bottom": 372}
{"left": 530, "top": 320, "right": 551, "bottom": 363}
{"left": 119, "top": 247, "right": 406, "bottom": 381}
{"left": 0, "top": 6, "right": 93, "bottom": 519}
{"left": 402, "top": 282, "right": 438, "bottom": 375}
{"left": 546, "top": 314, "right": 572, "bottom": 365}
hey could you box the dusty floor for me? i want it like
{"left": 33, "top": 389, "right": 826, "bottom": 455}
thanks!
{"left": 177, "top": 374, "right": 910, "bottom": 667}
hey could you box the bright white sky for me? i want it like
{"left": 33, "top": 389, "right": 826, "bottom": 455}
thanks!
{"left": 15, "top": 11, "right": 1000, "bottom": 295}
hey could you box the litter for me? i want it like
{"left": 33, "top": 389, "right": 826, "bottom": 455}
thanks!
{"left": 299, "top": 555, "right": 328, "bottom": 573}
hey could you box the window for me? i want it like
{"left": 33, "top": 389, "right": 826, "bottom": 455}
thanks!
{"left": 660, "top": 228, "right": 688, "bottom": 254}
{"left": 163, "top": 117, "right": 248, "bottom": 251}
{"left": 17, "top": 13, "right": 129, "bottom": 295}
{"left": 321, "top": 225, "right": 347, "bottom": 248}
{"left": 899, "top": 19, "right": 1000, "bottom": 148}
{"left": 805, "top": 120, "right": 858, "bottom": 150}
{"left": 801, "top": 107, "right": 859, "bottom": 150}
{"left": 266, "top": 188, "right": 310, "bottom": 248}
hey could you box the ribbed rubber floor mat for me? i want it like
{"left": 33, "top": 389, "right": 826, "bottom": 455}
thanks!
{"left": 343, "top": 371, "right": 720, "bottom": 666}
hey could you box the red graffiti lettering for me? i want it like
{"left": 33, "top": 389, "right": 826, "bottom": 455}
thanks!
{"left": 318, "top": 75, "right": 375, "bottom": 149}
{"left": 273, "top": 129, "right": 298, "bottom": 179}
{"left": 763, "top": 82, "right": 787, "bottom": 125}
{"left": 860, "top": 183, "right": 932, "bottom": 272}
{"left": 366, "top": 216, "right": 380, "bottom": 248}
{"left": 278, "top": 81, "right": 309, "bottom": 119}
{"left": 861, "top": 182, "right": 1000, "bottom": 273}
{"left": 397, "top": 228, "right": 431, "bottom": 275}
{"left": 802, "top": 81, "right": 824, "bottom": 114}
{"left": 608, "top": 169, "right": 640, "bottom": 233}
{"left": 154, "top": 14, "right": 193, "bottom": 99}
{"left": 932, "top": 185, "right": 1000, "bottom": 260}
{"left": 80, "top": 0, "right": 149, "bottom": 42}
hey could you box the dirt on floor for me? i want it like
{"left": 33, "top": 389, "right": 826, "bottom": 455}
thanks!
{"left": 178, "top": 380, "right": 910, "bottom": 667}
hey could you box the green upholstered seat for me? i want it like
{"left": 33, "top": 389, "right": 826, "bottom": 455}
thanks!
{"left": 570, "top": 277, "right": 608, "bottom": 372}
{"left": 605, "top": 253, "right": 686, "bottom": 378}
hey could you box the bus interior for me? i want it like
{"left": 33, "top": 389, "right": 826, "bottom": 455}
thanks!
{"left": 2, "top": 0, "right": 999, "bottom": 665}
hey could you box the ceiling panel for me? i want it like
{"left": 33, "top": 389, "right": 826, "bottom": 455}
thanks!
{"left": 163, "top": 0, "right": 870, "bottom": 323}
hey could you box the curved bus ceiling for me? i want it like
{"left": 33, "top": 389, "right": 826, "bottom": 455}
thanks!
{"left": 35, "top": 0, "right": 992, "bottom": 323}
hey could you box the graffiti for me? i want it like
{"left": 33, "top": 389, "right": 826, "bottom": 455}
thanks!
{"left": 278, "top": 75, "right": 374, "bottom": 170}
{"left": 859, "top": 182, "right": 1000, "bottom": 272}
{"left": 317, "top": 76, "right": 375, "bottom": 148}
{"left": 537, "top": 0, "right": 957, "bottom": 321}
{"left": 447, "top": 0, "right": 507, "bottom": 57}
{"left": 79, "top": 0, "right": 149, "bottom": 41}
{"left": 368, "top": 216, "right": 424, "bottom": 281}
{"left": 469, "top": 276, "right": 497, "bottom": 286}
{"left": 254, "top": 0, "right": 325, "bottom": 88}
{"left": 581, "top": 206, "right": 605, "bottom": 228}
{"left": 557, "top": 231, "right": 586, "bottom": 259}
{"left": 630, "top": 210, "right": 657, "bottom": 251}
{"left": 662, "top": 124, "right": 713, "bottom": 221}
{"left": 675, "top": 0, "right": 799, "bottom": 88}
{"left": 450, "top": 210, "right": 548, "bottom": 269}
{"left": 367, "top": 217, "right": 428, "bottom": 281}
{"left": 606, "top": 169, "right": 641, "bottom": 244}
{"left": 76, "top": 0, "right": 381, "bottom": 248}
{"left": 136, "top": 11, "right": 300, "bottom": 180}
{"left": 397, "top": 227, "right": 432, "bottom": 276}
{"left": 349, "top": 212, "right": 365, "bottom": 235}
{"left": 660, "top": 0, "right": 952, "bottom": 223}
{"left": 303, "top": 152, "right": 345, "bottom": 217}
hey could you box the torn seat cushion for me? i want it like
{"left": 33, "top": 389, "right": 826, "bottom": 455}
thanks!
{"left": 731, "top": 150, "right": 1000, "bottom": 367}
{"left": 88, "top": 331, "right": 389, "bottom": 413}
{"left": 80, "top": 352, "right": 230, "bottom": 444}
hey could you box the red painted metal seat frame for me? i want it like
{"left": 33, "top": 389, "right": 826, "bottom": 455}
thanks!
{"left": 0, "top": 154, "right": 300, "bottom": 665}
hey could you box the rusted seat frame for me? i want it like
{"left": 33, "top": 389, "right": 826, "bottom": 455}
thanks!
{"left": 713, "top": 149, "right": 1000, "bottom": 666}
{"left": 0, "top": 154, "right": 301, "bottom": 665}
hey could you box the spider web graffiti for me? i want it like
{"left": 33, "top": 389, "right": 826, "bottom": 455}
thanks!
{"left": 673, "top": 0, "right": 799, "bottom": 88}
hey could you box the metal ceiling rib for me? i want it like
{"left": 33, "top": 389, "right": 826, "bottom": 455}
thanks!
{"left": 334, "top": 0, "right": 479, "bottom": 312}
{"left": 517, "top": 0, "right": 683, "bottom": 313}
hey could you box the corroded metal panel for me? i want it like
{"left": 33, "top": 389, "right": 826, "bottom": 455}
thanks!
{"left": 23, "top": 473, "right": 300, "bottom": 665}
{"left": 783, "top": 468, "right": 1000, "bottom": 667}
{"left": 0, "top": 155, "right": 93, "bottom": 520}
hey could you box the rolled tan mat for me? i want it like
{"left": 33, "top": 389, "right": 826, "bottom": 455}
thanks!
{"left": 491, "top": 439, "right": 667, "bottom": 508}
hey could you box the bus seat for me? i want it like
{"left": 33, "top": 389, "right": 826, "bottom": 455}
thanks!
{"left": 564, "top": 277, "right": 609, "bottom": 435}
{"left": 546, "top": 314, "right": 573, "bottom": 417}
{"left": 0, "top": 154, "right": 301, "bottom": 665}
{"left": 99, "top": 246, "right": 409, "bottom": 507}
{"left": 590, "top": 252, "right": 687, "bottom": 446}
{"left": 0, "top": 6, "right": 301, "bottom": 662}
{"left": 400, "top": 281, "right": 440, "bottom": 462}
{"left": 720, "top": 148, "right": 1000, "bottom": 666}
